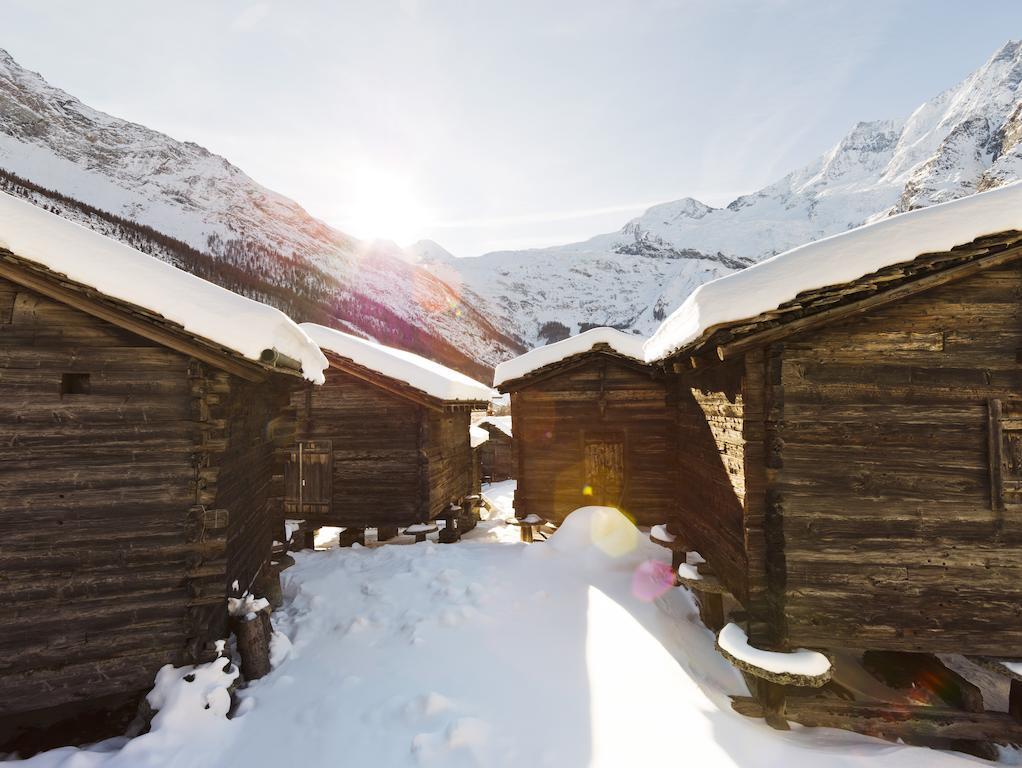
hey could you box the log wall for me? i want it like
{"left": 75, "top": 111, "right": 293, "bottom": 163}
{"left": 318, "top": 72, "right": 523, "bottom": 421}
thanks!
{"left": 673, "top": 360, "right": 750, "bottom": 602}
{"left": 0, "top": 279, "right": 205, "bottom": 717}
{"left": 774, "top": 261, "right": 1022, "bottom": 655}
{"left": 511, "top": 356, "right": 674, "bottom": 526}
{"left": 425, "top": 408, "right": 474, "bottom": 519}
{"left": 479, "top": 430, "right": 514, "bottom": 481}
{"left": 287, "top": 371, "right": 422, "bottom": 527}
{"left": 0, "top": 276, "right": 283, "bottom": 730}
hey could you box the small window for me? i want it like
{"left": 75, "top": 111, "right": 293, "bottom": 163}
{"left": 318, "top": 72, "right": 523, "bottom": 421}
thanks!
{"left": 61, "top": 373, "right": 91, "bottom": 396}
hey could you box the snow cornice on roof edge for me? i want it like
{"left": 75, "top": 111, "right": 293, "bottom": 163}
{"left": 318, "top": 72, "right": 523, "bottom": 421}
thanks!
{"left": 0, "top": 191, "right": 328, "bottom": 383}
{"left": 300, "top": 322, "right": 495, "bottom": 403}
{"left": 643, "top": 182, "right": 1022, "bottom": 362}
{"left": 493, "top": 327, "right": 646, "bottom": 388}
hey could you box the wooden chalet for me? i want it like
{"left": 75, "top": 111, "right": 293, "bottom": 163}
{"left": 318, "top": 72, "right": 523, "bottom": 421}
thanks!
{"left": 646, "top": 184, "right": 1022, "bottom": 750}
{"left": 474, "top": 416, "right": 514, "bottom": 482}
{"left": 494, "top": 328, "right": 675, "bottom": 526}
{"left": 281, "top": 323, "right": 493, "bottom": 541}
{"left": 0, "top": 193, "right": 327, "bottom": 750}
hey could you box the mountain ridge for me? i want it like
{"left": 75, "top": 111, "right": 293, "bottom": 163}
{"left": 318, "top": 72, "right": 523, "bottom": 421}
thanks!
{"left": 442, "top": 39, "right": 1022, "bottom": 346}
{"left": 0, "top": 47, "right": 524, "bottom": 380}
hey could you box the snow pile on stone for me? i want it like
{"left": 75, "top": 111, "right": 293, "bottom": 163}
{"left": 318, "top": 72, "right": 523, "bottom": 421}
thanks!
{"left": 717, "top": 622, "right": 831, "bottom": 678}
{"left": 644, "top": 181, "right": 1022, "bottom": 361}
{"left": 475, "top": 415, "right": 512, "bottom": 436}
{"left": 493, "top": 326, "right": 645, "bottom": 387}
{"left": 0, "top": 191, "right": 328, "bottom": 382}
{"left": 301, "top": 322, "right": 494, "bottom": 402}
{"left": 469, "top": 424, "right": 490, "bottom": 448}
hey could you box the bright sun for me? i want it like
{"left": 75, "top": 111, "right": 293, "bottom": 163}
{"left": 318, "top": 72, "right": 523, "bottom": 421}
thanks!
{"left": 340, "top": 166, "right": 429, "bottom": 246}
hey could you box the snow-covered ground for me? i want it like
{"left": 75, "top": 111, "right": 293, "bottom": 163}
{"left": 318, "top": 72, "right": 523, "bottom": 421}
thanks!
{"left": 11, "top": 508, "right": 1005, "bottom": 768}
{"left": 481, "top": 479, "right": 517, "bottom": 518}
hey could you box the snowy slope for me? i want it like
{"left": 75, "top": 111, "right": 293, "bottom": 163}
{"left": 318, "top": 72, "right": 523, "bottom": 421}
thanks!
{"left": 445, "top": 40, "right": 1022, "bottom": 348}
{"left": 0, "top": 49, "right": 523, "bottom": 378}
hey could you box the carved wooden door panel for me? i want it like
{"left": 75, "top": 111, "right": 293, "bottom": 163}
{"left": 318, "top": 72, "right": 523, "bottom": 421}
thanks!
{"left": 284, "top": 440, "right": 333, "bottom": 517}
{"left": 584, "top": 438, "right": 625, "bottom": 507}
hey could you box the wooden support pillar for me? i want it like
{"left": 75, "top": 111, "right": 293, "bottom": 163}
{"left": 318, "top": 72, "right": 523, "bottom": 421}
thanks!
{"left": 303, "top": 528, "right": 317, "bottom": 550}
{"left": 699, "top": 592, "right": 725, "bottom": 632}
{"left": 671, "top": 548, "right": 687, "bottom": 571}
{"left": 757, "top": 679, "right": 789, "bottom": 731}
{"left": 376, "top": 526, "right": 399, "bottom": 541}
{"left": 1011, "top": 680, "right": 1022, "bottom": 723}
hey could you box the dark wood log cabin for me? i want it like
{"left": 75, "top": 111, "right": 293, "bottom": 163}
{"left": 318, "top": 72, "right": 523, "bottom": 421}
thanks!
{"left": 647, "top": 186, "right": 1022, "bottom": 746}
{"left": 495, "top": 329, "right": 675, "bottom": 527}
{"left": 475, "top": 416, "right": 514, "bottom": 482}
{"left": 0, "top": 195, "right": 325, "bottom": 750}
{"left": 279, "top": 323, "right": 492, "bottom": 538}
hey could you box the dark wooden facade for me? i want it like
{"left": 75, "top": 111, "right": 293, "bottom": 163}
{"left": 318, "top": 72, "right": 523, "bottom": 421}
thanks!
{"left": 476, "top": 419, "right": 514, "bottom": 482}
{"left": 498, "top": 345, "right": 675, "bottom": 526}
{"left": 279, "top": 350, "right": 487, "bottom": 530}
{"left": 660, "top": 230, "right": 1022, "bottom": 743}
{"left": 0, "top": 251, "right": 300, "bottom": 747}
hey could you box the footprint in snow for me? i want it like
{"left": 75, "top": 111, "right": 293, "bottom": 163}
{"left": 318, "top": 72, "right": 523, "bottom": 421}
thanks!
{"left": 410, "top": 717, "right": 491, "bottom": 766}
{"left": 403, "top": 692, "right": 455, "bottom": 723}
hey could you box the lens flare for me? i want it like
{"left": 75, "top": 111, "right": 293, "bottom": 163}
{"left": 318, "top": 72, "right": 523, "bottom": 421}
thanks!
{"left": 632, "top": 560, "right": 676, "bottom": 602}
{"left": 588, "top": 507, "right": 637, "bottom": 558}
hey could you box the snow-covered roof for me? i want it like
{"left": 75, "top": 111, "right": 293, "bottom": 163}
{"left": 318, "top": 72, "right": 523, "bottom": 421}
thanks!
{"left": 300, "top": 322, "right": 494, "bottom": 403}
{"left": 644, "top": 182, "right": 1022, "bottom": 361}
{"left": 476, "top": 416, "right": 512, "bottom": 437}
{"left": 469, "top": 424, "right": 490, "bottom": 448}
{"left": 0, "top": 191, "right": 328, "bottom": 383}
{"left": 493, "top": 327, "right": 645, "bottom": 387}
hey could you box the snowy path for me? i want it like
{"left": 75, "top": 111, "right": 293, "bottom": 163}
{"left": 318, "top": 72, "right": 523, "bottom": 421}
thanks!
{"left": 18, "top": 510, "right": 996, "bottom": 768}
{"left": 481, "top": 479, "right": 516, "bottom": 517}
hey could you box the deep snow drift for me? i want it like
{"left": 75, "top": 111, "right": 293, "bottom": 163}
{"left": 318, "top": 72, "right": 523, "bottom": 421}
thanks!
{"left": 11, "top": 509, "right": 1001, "bottom": 768}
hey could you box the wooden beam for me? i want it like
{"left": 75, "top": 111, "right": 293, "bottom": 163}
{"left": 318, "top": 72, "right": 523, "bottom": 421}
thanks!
{"left": 989, "top": 398, "right": 1005, "bottom": 513}
{"left": 714, "top": 246, "right": 1022, "bottom": 360}
{"left": 0, "top": 258, "right": 267, "bottom": 382}
{"left": 497, "top": 348, "right": 654, "bottom": 393}
{"left": 326, "top": 354, "right": 445, "bottom": 411}
{"left": 731, "top": 696, "right": 1022, "bottom": 742}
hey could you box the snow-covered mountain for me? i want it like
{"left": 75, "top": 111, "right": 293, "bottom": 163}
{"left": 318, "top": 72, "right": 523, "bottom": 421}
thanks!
{"left": 0, "top": 48, "right": 523, "bottom": 379}
{"left": 443, "top": 40, "right": 1022, "bottom": 346}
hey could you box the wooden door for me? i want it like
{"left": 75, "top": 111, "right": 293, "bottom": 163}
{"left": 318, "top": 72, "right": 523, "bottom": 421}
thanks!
{"left": 584, "top": 438, "right": 625, "bottom": 507}
{"left": 284, "top": 440, "right": 333, "bottom": 518}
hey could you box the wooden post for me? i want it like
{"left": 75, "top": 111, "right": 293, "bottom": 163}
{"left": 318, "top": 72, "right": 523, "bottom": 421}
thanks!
{"left": 377, "top": 526, "right": 399, "bottom": 541}
{"left": 236, "top": 612, "right": 271, "bottom": 681}
{"left": 1011, "top": 680, "right": 1022, "bottom": 723}
{"left": 254, "top": 568, "right": 283, "bottom": 610}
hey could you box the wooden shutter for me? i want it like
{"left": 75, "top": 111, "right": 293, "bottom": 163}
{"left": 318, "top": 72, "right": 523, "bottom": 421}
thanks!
{"left": 989, "top": 399, "right": 1022, "bottom": 511}
{"left": 283, "top": 440, "right": 333, "bottom": 517}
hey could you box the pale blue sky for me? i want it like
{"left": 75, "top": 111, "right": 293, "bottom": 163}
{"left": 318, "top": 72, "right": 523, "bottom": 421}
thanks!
{"left": 2, "top": 1, "right": 1021, "bottom": 255}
